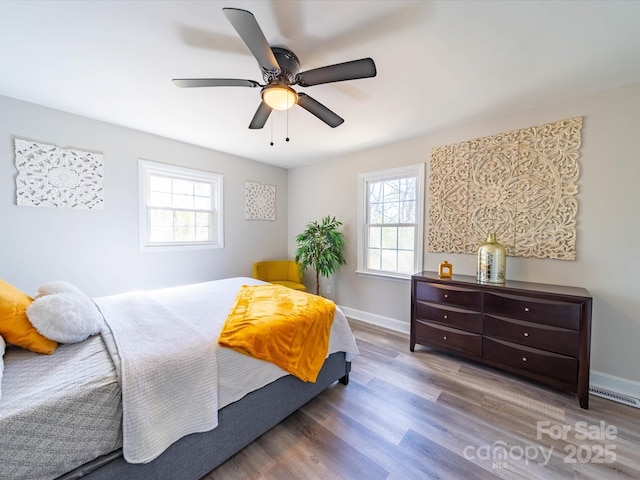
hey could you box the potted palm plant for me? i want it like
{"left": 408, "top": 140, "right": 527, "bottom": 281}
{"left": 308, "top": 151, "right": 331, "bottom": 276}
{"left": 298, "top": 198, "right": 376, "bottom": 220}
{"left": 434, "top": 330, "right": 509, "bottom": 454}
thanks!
{"left": 295, "top": 216, "right": 346, "bottom": 296}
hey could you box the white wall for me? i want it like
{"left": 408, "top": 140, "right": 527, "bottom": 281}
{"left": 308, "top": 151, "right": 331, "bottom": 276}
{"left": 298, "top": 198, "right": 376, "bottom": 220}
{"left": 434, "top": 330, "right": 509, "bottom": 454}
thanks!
{"left": 288, "top": 81, "right": 640, "bottom": 393}
{"left": 0, "top": 95, "right": 289, "bottom": 297}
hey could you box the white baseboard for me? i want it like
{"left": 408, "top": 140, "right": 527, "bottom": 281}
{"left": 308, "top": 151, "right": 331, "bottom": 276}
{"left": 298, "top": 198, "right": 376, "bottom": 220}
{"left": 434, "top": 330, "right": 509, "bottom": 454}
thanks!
{"left": 590, "top": 370, "right": 640, "bottom": 402}
{"left": 339, "top": 304, "right": 640, "bottom": 405}
{"left": 338, "top": 305, "right": 409, "bottom": 334}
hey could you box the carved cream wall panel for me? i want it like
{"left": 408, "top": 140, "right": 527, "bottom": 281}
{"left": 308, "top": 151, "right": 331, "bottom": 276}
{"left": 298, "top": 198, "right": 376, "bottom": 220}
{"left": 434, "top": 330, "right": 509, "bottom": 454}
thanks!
{"left": 245, "top": 181, "right": 276, "bottom": 220}
{"left": 428, "top": 117, "right": 582, "bottom": 260}
{"left": 14, "top": 138, "right": 104, "bottom": 209}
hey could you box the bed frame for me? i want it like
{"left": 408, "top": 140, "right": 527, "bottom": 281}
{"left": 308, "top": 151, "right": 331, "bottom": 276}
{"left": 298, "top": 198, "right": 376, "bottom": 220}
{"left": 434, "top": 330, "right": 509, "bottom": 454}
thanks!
{"left": 58, "top": 352, "right": 350, "bottom": 480}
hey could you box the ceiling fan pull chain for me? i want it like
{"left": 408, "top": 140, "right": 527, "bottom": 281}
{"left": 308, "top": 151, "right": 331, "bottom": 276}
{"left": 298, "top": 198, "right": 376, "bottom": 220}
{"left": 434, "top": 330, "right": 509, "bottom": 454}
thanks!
{"left": 286, "top": 108, "right": 290, "bottom": 143}
{"left": 270, "top": 115, "right": 274, "bottom": 146}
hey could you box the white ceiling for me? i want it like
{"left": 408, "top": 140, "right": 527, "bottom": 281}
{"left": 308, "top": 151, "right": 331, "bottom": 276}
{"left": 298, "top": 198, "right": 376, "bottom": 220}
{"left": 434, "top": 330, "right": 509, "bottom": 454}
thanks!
{"left": 1, "top": 0, "right": 640, "bottom": 169}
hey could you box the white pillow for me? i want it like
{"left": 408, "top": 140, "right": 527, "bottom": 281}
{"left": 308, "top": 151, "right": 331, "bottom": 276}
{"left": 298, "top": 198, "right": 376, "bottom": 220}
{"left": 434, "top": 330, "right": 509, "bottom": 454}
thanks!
{"left": 35, "top": 280, "right": 86, "bottom": 298}
{"left": 27, "top": 282, "right": 104, "bottom": 344}
{"left": 0, "top": 334, "right": 5, "bottom": 400}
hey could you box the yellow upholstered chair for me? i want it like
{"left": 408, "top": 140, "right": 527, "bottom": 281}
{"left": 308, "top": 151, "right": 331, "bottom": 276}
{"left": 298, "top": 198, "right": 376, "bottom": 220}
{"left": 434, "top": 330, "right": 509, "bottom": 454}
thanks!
{"left": 252, "top": 260, "right": 307, "bottom": 292}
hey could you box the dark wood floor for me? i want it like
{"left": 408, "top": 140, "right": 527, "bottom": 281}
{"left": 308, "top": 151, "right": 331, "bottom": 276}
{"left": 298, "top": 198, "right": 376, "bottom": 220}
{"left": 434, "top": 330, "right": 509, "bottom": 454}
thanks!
{"left": 204, "top": 319, "right": 640, "bottom": 479}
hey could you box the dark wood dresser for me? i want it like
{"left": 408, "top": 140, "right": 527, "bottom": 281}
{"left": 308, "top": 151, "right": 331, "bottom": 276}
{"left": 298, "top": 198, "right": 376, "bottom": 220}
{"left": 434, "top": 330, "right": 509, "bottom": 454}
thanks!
{"left": 410, "top": 271, "right": 592, "bottom": 409}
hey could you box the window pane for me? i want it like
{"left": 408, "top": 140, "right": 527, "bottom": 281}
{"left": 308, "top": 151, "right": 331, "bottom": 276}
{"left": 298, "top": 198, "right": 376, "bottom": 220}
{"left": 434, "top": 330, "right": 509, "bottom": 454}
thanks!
{"left": 149, "top": 175, "right": 172, "bottom": 193}
{"left": 368, "top": 182, "right": 382, "bottom": 203}
{"left": 150, "top": 226, "right": 174, "bottom": 242}
{"left": 149, "top": 191, "right": 172, "bottom": 208}
{"left": 369, "top": 202, "right": 383, "bottom": 224}
{"left": 368, "top": 226, "right": 381, "bottom": 248}
{"left": 383, "top": 202, "right": 399, "bottom": 224}
{"left": 175, "top": 226, "right": 194, "bottom": 242}
{"left": 382, "top": 180, "right": 400, "bottom": 202}
{"left": 400, "top": 177, "right": 416, "bottom": 200}
{"left": 194, "top": 182, "right": 211, "bottom": 197}
{"left": 194, "top": 195, "right": 211, "bottom": 210}
{"left": 149, "top": 208, "right": 173, "bottom": 226}
{"left": 368, "top": 248, "right": 381, "bottom": 270}
{"left": 399, "top": 200, "right": 415, "bottom": 223}
{"left": 398, "top": 226, "right": 415, "bottom": 250}
{"left": 173, "top": 179, "right": 193, "bottom": 195}
{"left": 175, "top": 211, "right": 195, "bottom": 228}
{"left": 196, "top": 212, "right": 211, "bottom": 227}
{"left": 397, "top": 250, "right": 414, "bottom": 274}
{"left": 149, "top": 208, "right": 174, "bottom": 242}
{"left": 173, "top": 193, "right": 193, "bottom": 209}
{"left": 381, "top": 249, "right": 397, "bottom": 271}
{"left": 381, "top": 227, "right": 398, "bottom": 249}
{"left": 195, "top": 226, "right": 210, "bottom": 241}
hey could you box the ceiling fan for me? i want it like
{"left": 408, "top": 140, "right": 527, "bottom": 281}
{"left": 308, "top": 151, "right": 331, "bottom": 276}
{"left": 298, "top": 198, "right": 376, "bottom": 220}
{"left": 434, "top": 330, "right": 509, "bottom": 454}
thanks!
{"left": 173, "top": 7, "right": 377, "bottom": 129}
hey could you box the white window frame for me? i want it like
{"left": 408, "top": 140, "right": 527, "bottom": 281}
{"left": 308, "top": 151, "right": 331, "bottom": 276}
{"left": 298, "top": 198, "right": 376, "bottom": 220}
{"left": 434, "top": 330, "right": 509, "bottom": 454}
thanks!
{"left": 357, "top": 163, "right": 425, "bottom": 280}
{"left": 138, "top": 159, "right": 224, "bottom": 252}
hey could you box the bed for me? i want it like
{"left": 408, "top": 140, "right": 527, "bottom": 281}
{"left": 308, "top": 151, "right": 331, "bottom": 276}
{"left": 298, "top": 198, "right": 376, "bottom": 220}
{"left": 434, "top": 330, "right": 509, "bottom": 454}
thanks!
{"left": 0, "top": 277, "right": 359, "bottom": 480}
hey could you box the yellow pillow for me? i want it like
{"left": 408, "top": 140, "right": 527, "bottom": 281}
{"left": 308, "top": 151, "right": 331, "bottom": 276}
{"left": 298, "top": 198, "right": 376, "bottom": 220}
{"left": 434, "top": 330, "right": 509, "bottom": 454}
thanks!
{"left": 0, "top": 279, "right": 57, "bottom": 354}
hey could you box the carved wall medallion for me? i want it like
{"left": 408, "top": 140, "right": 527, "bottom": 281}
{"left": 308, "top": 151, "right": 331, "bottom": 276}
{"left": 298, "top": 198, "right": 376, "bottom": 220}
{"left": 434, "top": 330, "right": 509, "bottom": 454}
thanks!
{"left": 14, "top": 138, "right": 104, "bottom": 209}
{"left": 428, "top": 117, "right": 582, "bottom": 260}
{"left": 245, "top": 181, "right": 276, "bottom": 221}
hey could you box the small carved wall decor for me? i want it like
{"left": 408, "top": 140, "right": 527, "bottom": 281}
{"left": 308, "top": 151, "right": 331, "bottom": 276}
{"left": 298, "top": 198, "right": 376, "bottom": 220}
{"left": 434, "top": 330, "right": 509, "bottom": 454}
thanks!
{"left": 428, "top": 117, "right": 582, "bottom": 260}
{"left": 245, "top": 181, "right": 276, "bottom": 221}
{"left": 14, "top": 138, "right": 104, "bottom": 209}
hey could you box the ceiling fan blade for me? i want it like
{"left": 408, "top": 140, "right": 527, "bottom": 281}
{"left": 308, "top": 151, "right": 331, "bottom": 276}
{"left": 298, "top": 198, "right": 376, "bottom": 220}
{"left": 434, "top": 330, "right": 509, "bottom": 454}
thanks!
{"left": 249, "top": 101, "right": 273, "bottom": 129}
{"left": 296, "top": 93, "right": 344, "bottom": 128}
{"left": 172, "top": 78, "right": 260, "bottom": 88}
{"left": 296, "top": 58, "right": 376, "bottom": 87}
{"left": 222, "top": 8, "right": 280, "bottom": 73}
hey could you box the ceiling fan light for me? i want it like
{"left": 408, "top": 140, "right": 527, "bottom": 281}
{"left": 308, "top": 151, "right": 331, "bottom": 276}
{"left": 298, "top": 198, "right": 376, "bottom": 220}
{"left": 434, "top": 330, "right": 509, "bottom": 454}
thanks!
{"left": 262, "top": 85, "right": 298, "bottom": 111}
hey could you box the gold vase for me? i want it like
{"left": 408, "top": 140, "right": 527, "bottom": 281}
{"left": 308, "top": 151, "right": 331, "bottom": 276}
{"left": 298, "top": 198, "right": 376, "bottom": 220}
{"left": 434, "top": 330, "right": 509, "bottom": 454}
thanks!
{"left": 477, "top": 232, "right": 506, "bottom": 284}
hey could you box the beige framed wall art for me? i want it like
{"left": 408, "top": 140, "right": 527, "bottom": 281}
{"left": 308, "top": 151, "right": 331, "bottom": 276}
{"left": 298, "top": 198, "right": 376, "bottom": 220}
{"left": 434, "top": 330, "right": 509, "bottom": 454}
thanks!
{"left": 428, "top": 117, "right": 582, "bottom": 260}
{"left": 244, "top": 180, "right": 276, "bottom": 221}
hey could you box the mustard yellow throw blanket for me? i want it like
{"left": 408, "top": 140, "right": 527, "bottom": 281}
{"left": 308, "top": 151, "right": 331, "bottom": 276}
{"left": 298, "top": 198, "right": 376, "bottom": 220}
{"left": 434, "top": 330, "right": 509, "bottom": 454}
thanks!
{"left": 218, "top": 284, "right": 336, "bottom": 382}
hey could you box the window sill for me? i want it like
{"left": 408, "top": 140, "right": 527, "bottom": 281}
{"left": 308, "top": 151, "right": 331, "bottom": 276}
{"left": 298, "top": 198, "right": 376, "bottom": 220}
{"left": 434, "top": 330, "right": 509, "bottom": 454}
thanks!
{"left": 355, "top": 270, "right": 411, "bottom": 283}
{"left": 140, "top": 242, "right": 223, "bottom": 253}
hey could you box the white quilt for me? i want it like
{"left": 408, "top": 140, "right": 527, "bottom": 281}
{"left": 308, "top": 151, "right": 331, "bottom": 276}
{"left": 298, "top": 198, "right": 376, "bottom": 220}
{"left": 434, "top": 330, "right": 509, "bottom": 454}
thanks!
{"left": 95, "top": 292, "right": 218, "bottom": 463}
{"left": 95, "top": 277, "right": 359, "bottom": 464}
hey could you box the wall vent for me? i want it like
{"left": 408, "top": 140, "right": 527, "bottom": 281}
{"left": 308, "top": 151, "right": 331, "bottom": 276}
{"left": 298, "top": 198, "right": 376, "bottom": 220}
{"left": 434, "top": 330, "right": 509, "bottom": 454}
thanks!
{"left": 589, "top": 386, "right": 640, "bottom": 409}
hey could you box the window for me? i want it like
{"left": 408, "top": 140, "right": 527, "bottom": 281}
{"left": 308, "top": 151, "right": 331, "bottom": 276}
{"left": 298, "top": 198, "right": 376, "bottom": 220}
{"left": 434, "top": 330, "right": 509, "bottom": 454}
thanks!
{"left": 357, "top": 164, "right": 424, "bottom": 278}
{"left": 138, "top": 159, "right": 223, "bottom": 251}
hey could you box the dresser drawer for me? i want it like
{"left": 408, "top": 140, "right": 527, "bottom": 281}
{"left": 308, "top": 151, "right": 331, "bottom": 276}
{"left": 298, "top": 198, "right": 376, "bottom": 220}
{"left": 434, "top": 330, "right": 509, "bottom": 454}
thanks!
{"left": 415, "top": 301, "right": 483, "bottom": 333}
{"left": 484, "top": 292, "right": 581, "bottom": 330}
{"left": 484, "top": 315, "right": 579, "bottom": 357}
{"left": 483, "top": 337, "right": 578, "bottom": 384}
{"left": 414, "top": 282, "right": 483, "bottom": 310}
{"left": 415, "top": 320, "right": 482, "bottom": 356}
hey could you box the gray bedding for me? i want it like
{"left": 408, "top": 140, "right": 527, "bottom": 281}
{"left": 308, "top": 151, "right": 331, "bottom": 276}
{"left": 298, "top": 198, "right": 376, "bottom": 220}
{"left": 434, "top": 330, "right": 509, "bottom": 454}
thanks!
{"left": 0, "top": 336, "right": 122, "bottom": 480}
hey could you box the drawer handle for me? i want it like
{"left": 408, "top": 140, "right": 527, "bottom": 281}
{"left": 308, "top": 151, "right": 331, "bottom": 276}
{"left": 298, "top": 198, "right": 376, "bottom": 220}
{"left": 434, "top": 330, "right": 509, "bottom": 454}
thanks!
{"left": 523, "top": 332, "right": 529, "bottom": 337}
{"left": 443, "top": 336, "right": 447, "bottom": 340}
{"left": 444, "top": 315, "right": 448, "bottom": 319}
{"left": 444, "top": 294, "right": 449, "bottom": 298}
{"left": 524, "top": 307, "right": 530, "bottom": 312}
{"left": 522, "top": 357, "right": 527, "bottom": 362}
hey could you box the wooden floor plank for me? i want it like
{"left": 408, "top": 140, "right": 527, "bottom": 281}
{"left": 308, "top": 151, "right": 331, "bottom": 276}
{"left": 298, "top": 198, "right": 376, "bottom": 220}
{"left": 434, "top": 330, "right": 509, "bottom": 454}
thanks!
{"left": 204, "top": 319, "right": 640, "bottom": 480}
